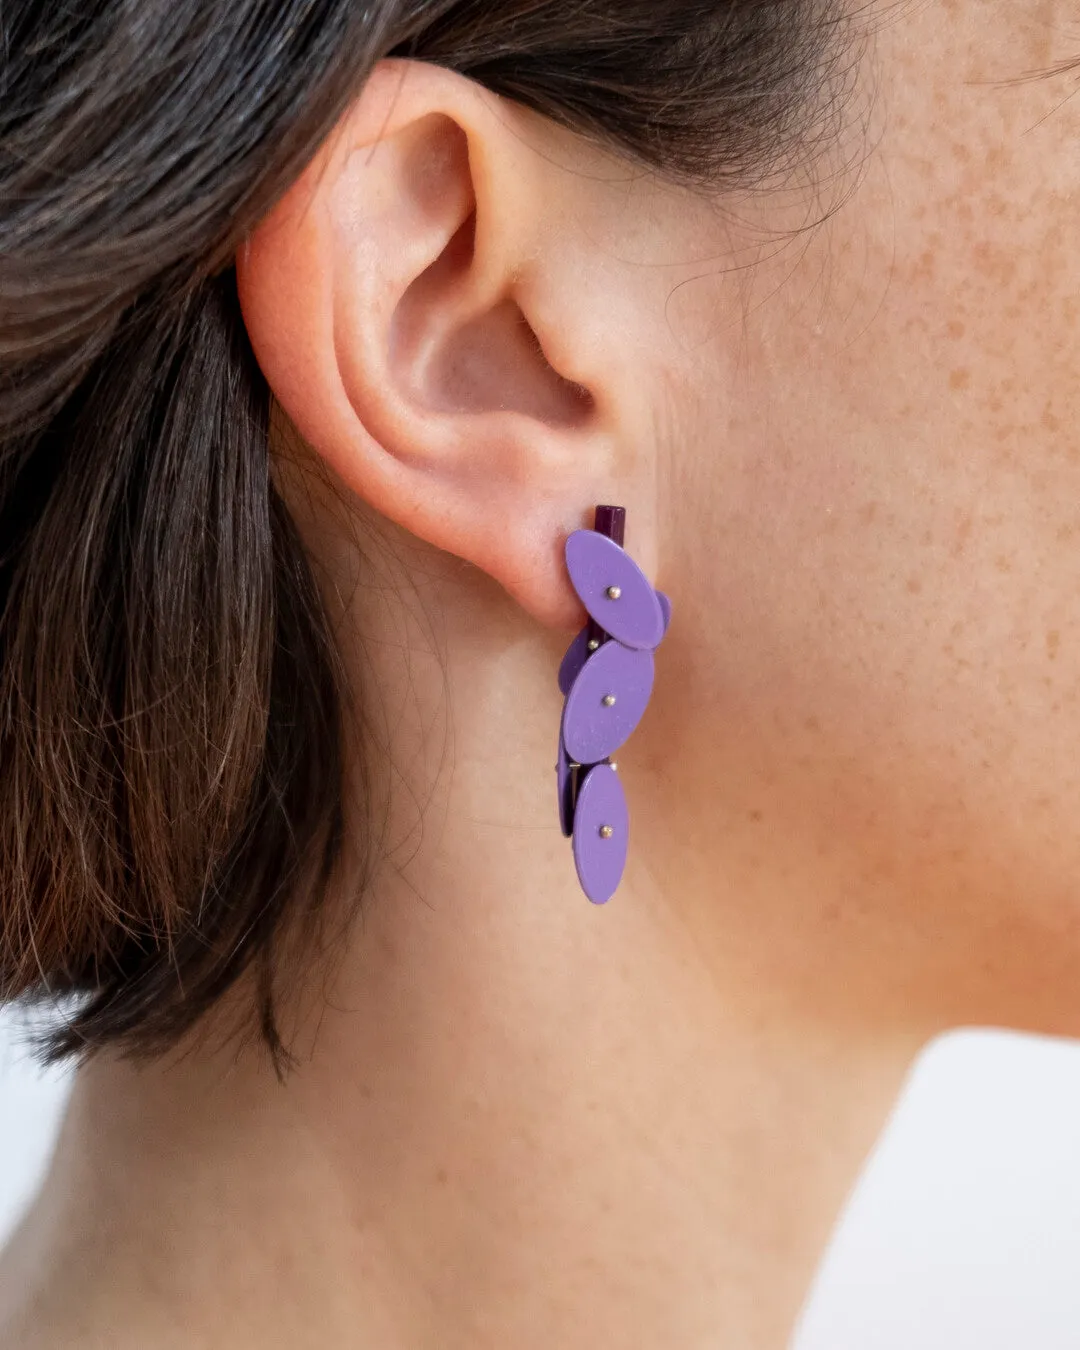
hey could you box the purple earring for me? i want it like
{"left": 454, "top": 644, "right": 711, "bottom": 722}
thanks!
{"left": 556, "top": 505, "right": 671, "bottom": 904}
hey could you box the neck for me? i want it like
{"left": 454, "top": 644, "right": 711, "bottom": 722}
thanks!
{"left": 5, "top": 843, "right": 919, "bottom": 1350}
{"left": 2, "top": 526, "right": 924, "bottom": 1349}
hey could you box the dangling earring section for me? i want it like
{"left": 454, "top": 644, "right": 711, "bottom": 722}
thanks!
{"left": 556, "top": 505, "right": 671, "bottom": 903}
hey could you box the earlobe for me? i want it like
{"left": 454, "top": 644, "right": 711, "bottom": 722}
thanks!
{"left": 236, "top": 58, "right": 620, "bottom": 630}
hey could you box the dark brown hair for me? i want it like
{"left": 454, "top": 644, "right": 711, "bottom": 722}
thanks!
{"left": 0, "top": 0, "right": 855, "bottom": 1065}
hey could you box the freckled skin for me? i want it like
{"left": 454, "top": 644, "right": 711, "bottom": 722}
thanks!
{"left": 622, "top": 3, "right": 1080, "bottom": 1036}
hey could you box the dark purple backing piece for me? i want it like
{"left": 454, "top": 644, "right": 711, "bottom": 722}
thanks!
{"left": 586, "top": 506, "right": 626, "bottom": 651}
{"left": 593, "top": 505, "right": 626, "bottom": 547}
{"left": 556, "top": 723, "right": 575, "bottom": 838}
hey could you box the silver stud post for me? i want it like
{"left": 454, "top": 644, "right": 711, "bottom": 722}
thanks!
{"left": 601, "top": 694, "right": 616, "bottom": 707}
{"left": 599, "top": 824, "right": 615, "bottom": 839}
{"left": 587, "top": 638, "right": 600, "bottom": 652}
{"left": 606, "top": 585, "right": 622, "bottom": 600}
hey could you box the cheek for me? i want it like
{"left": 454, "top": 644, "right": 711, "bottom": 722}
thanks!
{"left": 657, "top": 70, "right": 1080, "bottom": 937}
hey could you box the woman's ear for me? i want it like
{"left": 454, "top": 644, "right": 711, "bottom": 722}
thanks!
{"left": 236, "top": 58, "right": 637, "bottom": 629}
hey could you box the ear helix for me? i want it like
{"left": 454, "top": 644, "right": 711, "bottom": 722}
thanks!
{"left": 556, "top": 505, "right": 671, "bottom": 904}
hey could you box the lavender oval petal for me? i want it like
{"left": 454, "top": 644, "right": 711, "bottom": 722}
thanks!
{"left": 656, "top": 590, "right": 672, "bottom": 637}
{"left": 562, "top": 640, "right": 654, "bottom": 766}
{"left": 557, "top": 626, "right": 592, "bottom": 696}
{"left": 565, "top": 530, "right": 664, "bottom": 650}
{"left": 572, "top": 764, "right": 629, "bottom": 904}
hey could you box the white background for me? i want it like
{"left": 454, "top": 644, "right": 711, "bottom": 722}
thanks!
{"left": 3, "top": 1012, "right": 1080, "bottom": 1348}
